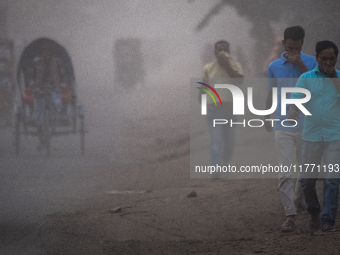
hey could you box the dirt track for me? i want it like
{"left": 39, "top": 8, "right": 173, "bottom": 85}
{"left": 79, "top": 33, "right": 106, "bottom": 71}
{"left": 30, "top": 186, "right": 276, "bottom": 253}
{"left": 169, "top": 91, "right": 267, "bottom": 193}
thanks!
{"left": 42, "top": 111, "right": 340, "bottom": 255}
{"left": 2, "top": 86, "right": 340, "bottom": 255}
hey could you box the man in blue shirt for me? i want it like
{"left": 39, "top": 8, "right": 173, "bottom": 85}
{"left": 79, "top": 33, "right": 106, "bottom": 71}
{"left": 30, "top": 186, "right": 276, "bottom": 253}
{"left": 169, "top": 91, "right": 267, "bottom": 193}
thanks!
{"left": 290, "top": 40, "right": 340, "bottom": 233}
{"left": 264, "top": 26, "right": 318, "bottom": 232}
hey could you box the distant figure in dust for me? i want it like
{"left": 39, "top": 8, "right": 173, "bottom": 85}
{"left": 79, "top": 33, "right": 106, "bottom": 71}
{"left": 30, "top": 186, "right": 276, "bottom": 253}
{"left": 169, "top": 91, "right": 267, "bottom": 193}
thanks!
{"left": 200, "top": 40, "right": 243, "bottom": 178}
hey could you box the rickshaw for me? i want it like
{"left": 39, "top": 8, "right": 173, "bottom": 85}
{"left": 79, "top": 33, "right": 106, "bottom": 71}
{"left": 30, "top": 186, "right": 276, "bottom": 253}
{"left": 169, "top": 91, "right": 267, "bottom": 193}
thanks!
{"left": 114, "top": 38, "right": 145, "bottom": 89}
{"left": 0, "top": 39, "right": 15, "bottom": 126}
{"left": 14, "top": 37, "right": 85, "bottom": 156}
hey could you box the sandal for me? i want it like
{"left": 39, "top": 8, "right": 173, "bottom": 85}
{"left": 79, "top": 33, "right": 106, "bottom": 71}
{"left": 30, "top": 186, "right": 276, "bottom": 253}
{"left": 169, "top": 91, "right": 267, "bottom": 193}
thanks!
{"left": 309, "top": 216, "right": 320, "bottom": 233}
{"left": 281, "top": 219, "right": 295, "bottom": 232}
{"left": 322, "top": 223, "right": 334, "bottom": 232}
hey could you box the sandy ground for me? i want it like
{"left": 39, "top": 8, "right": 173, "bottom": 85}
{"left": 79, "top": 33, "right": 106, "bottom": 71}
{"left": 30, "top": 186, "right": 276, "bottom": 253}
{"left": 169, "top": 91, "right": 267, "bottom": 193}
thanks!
{"left": 38, "top": 109, "right": 340, "bottom": 255}
{"left": 1, "top": 84, "right": 339, "bottom": 254}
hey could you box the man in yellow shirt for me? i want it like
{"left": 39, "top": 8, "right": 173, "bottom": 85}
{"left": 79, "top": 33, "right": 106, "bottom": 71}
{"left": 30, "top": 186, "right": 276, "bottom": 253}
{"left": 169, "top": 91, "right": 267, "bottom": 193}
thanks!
{"left": 202, "top": 40, "right": 243, "bottom": 178}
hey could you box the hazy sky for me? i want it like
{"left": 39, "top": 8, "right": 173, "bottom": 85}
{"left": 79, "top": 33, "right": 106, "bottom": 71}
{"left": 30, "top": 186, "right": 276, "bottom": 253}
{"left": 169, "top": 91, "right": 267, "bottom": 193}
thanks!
{"left": 7, "top": 0, "right": 254, "bottom": 99}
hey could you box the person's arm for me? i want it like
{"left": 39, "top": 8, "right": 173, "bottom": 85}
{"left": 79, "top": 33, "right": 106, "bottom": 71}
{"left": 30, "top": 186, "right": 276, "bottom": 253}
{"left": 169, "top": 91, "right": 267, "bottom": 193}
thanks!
{"left": 217, "top": 52, "right": 244, "bottom": 78}
{"left": 323, "top": 67, "right": 340, "bottom": 94}
{"left": 331, "top": 78, "right": 340, "bottom": 94}
{"left": 330, "top": 77, "right": 340, "bottom": 95}
{"left": 264, "top": 68, "right": 275, "bottom": 132}
{"left": 288, "top": 76, "right": 306, "bottom": 121}
{"left": 264, "top": 91, "right": 273, "bottom": 132}
{"left": 285, "top": 52, "right": 308, "bottom": 74}
{"left": 288, "top": 104, "right": 300, "bottom": 121}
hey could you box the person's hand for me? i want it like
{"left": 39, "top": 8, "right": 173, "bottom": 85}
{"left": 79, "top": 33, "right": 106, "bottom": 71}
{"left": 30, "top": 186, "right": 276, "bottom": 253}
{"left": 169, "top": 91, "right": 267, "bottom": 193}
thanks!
{"left": 264, "top": 116, "right": 273, "bottom": 132}
{"left": 217, "top": 51, "right": 229, "bottom": 67}
{"left": 285, "top": 51, "right": 302, "bottom": 66}
{"left": 264, "top": 120, "right": 273, "bottom": 132}
{"left": 321, "top": 66, "right": 337, "bottom": 78}
{"left": 285, "top": 51, "right": 308, "bottom": 73}
{"left": 288, "top": 108, "right": 300, "bottom": 124}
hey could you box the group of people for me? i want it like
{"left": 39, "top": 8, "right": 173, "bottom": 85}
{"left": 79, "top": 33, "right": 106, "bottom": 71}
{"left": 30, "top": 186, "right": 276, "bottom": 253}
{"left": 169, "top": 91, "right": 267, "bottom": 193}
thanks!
{"left": 202, "top": 26, "right": 340, "bottom": 233}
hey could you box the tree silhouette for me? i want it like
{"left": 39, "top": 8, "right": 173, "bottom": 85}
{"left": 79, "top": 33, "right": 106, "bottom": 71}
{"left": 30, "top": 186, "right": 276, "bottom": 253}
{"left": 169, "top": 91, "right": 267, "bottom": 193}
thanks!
{"left": 192, "top": 0, "right": 340, "bottom": 75}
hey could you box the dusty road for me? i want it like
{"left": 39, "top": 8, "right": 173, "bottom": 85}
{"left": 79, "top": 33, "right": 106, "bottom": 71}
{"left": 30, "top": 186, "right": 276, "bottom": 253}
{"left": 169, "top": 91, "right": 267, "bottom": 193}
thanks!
{"left": 0, "top": 87, "right": 123, "bottom": 254}
{"left": 0, "top": 84, "right": 189, "bottom": 254}
{"left": 1, "top": 85, "right": 340, "bottom": 254}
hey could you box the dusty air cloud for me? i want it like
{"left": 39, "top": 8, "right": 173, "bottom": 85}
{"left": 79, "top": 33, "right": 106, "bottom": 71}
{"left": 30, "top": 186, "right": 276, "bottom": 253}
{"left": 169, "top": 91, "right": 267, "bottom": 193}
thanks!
{"left": 6, "top": 0, "right": 254, "bottom": 160}
{"left": 7, "top": 0, "right": 253, "bottom": 93}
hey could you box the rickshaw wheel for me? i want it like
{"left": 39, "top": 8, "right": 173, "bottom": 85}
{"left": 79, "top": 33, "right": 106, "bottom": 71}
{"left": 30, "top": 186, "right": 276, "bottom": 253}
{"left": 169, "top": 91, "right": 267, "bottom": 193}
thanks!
{"left": 71, "top": 103, "right": 77, "bottom": 133}
{"left": 43, "top": 108, "right": 51, "bottom": 157}
{"left": 72, "top": 116, "right": 77, "bottom": 133}
{"left": 77, "top": 105, "right": 85, "bottom": 155}
{"left": 79, "top": 115, "right": 85, "bottom": 156}
{"left": 14, "top": 112, "right": 21, "bottom": 155}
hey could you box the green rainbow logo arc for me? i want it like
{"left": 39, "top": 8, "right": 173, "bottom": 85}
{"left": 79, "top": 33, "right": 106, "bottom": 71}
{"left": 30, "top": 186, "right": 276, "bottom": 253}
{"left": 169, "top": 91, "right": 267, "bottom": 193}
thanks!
{"left": 196, "top": 82, "right": 223, "bottom": 106}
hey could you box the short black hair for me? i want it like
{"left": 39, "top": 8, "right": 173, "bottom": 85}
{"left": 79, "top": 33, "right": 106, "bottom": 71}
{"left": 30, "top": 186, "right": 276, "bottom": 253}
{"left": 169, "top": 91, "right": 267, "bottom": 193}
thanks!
{"left": 214, "top": 40, "right": 229, "bottom": 50}
{"left": 283, "top": 26, "right": 305, "bottom": 41}
{"left": 315, "top": 40, "right": 338, "bottom": 58}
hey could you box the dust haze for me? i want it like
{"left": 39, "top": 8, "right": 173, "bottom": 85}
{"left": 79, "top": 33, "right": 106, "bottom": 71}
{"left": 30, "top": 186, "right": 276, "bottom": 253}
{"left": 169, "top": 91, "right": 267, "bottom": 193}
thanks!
{"left": 1, "top": 1, "right": 262, "bottom": 253}
{"left": 4, "top": 1, "right": 340, "bottom": 254}
{"left": 6, "top": 0, "right": 255, "bottom": 161}
{"left": 1, "top": 0, "right": 262, "bottom": 214}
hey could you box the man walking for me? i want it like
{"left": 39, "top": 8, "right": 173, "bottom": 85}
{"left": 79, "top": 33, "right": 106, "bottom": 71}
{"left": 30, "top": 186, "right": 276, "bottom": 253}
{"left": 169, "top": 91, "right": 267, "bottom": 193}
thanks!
{"left": 264, "top": 26, "right": 317, "bottom": 231}
{"left": 202, "top": 40, "right": 243, "bottom": 178}
{"left": 290, "top": 40, "right": 340, "bottom": 233}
